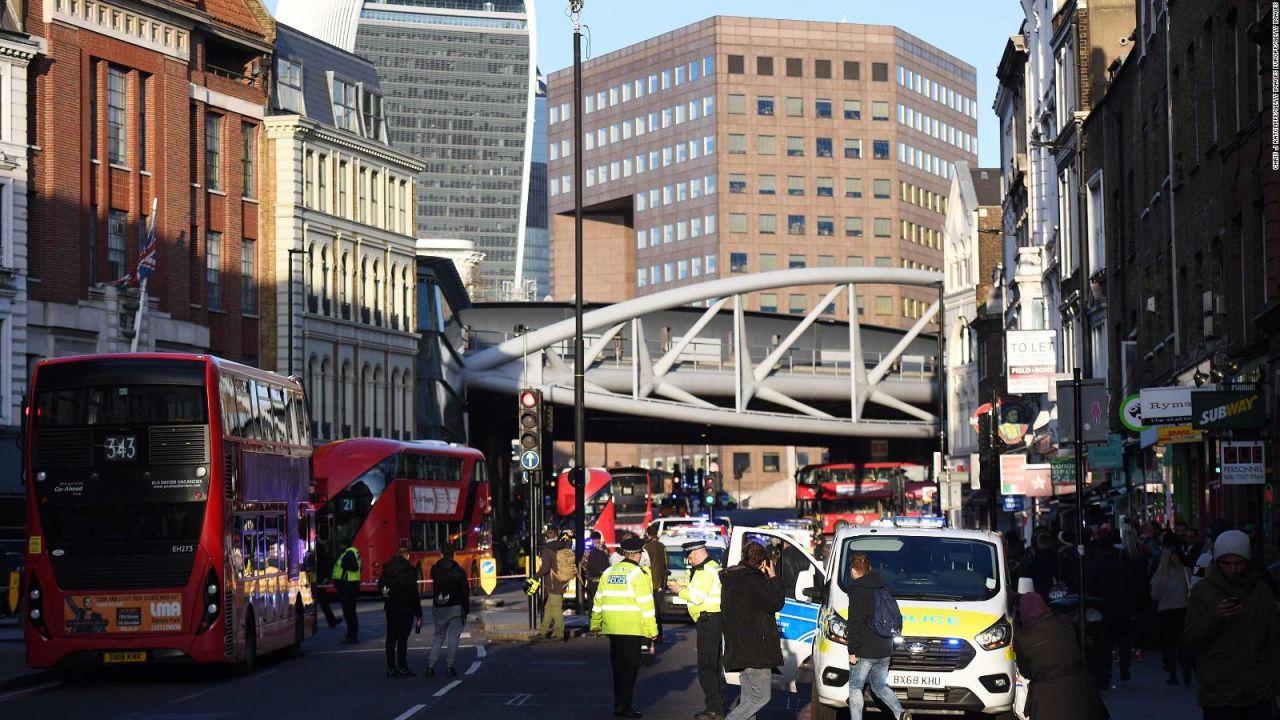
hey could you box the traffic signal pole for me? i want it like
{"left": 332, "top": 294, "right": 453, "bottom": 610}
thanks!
{"left": 570, "top": 1, "right": 587, "bottom": 614}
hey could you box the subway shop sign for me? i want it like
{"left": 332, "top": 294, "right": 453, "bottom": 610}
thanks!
{"left": 1191, "top": 390, "right": 1265, "bottom": 430}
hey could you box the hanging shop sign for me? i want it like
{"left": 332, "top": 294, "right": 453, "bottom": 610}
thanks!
{"left": 1119, "top": 394, "right": 1147, "bottom": 433}
{"left": 1140, "top": 386, "right": 1193, "bottom": 425}
{"left": 1191, "top": 389, "right": 1266, "bottom": 431}
{"left": 1221, "top": 441, "right": 1265, "bottom": 485}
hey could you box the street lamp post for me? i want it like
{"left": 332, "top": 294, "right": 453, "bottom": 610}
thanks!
{"left": 569, "top": 0, "right": 586, "bottom": 614}
{"left": 286, "top": 248, "right": 305, "bottom": 377}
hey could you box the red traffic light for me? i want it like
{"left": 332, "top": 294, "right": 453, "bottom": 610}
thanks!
{"left": 519, "top": 389, "right": 539, "bottom": 408}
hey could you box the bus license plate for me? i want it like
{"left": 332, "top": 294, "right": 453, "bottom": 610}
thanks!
{"left": 889, "top": 671, "right": 946, "bottom": 689}
{"left": 103, "top": 651, "right": 147, "bottom": 664}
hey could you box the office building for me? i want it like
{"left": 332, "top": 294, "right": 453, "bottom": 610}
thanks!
{"left": 273, "top": 0, "right": 538, "bottom": 302}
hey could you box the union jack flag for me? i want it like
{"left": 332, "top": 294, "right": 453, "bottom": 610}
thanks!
{"left": 107, "top": 199, "right": 158, "bottom": 286}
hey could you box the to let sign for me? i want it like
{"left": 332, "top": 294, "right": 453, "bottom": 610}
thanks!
{"left": 1191, "top": 390, "right": 1265, "bottom": 430}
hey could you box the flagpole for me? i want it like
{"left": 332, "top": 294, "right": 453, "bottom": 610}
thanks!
{"left": 130, "top": 197, "right": 158, "bottom": 353}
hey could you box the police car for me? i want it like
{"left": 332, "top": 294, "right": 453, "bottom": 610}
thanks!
{"left": 646, "top": 514, "right": 732, "bottom": 541}
{"left": 656, "top": 526, "right": 726, "bottom": 620}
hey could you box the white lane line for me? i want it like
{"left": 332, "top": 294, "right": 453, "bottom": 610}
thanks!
{"left": 0, "top": 681, "right": 62, "bottom": 704}
{"left": 504, "top": 694, "right": 531, "bottom": 706}
{"left": 465, "top": 661, "right": 481, "bottom": 675}
{"left": 475, "top": 645, "right": 486, "bottom": 658}
{"left": 433, "top": 680, "right": 462, "bottom": 697}
{"left": 461, "top": 632, "right": 472, "bottom": 639}
{"left": 312, "top": 645, "right": 477, "bottom": 656}
{"left": 172, "top": 688, "right": 216, "bottom": 703}
{"left": 392, "top": 703, "right": 426, "bottom": 720}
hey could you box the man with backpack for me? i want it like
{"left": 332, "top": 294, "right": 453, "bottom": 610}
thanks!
{"left": 847, "top": 552, "right": 912, "bottom": 720}
{"left": 427, "top": 543, "right": 470, "bottom": 677}
{"left": 533, "top": 528, "right": 576, "bottom": 642}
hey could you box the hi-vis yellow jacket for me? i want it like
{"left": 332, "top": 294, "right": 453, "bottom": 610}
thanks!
{"left": 677, "top": 559, "right": 722, "bottom": 621}
{"left": 589, "top": 560, "right": 658, "bottom": 638}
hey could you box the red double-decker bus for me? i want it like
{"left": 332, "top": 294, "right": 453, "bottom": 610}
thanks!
{"left": 609, "top": 466, "right": 655, "bottom": 538}
{"left": 555, "top": 468, "right": 615, "bottom": 546}
{"left": 796, "top": 461, "right": 929, "bottom": 534}
{"left": 23, "top": 354, "right": 316, "bottom": 671}
{"left": 312, "top": 438, "right": 490, "bottom": 593}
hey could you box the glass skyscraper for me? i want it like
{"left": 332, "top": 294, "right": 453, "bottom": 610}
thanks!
{"left": 523, "top": 71, "right": 550, "bottom": 300}
{"left": 274, "top": 0, "right": 536, "bottom": 301}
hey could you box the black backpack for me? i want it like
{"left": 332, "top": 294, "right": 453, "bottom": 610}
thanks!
{"left": 870, "top": 585, "right": 903, "bottom": 639}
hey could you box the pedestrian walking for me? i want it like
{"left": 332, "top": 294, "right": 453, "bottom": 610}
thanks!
{"left": 720, "top": 541, "right": 784, "bottom": 720}
{"left": 332, "top": 536, "right": 362, "bottom": 644}
{"left": 590, "top": 536, "right": 658, "bottom": 719}
{"left": 581, "top": 530, "right": 612, "bottom": 614}
{"left": 427, "top": 543, "right": 470, "bottom": 678}
{"left": 643, "top": 529, "right": 669, "bottom": 643}
{"left": 1027, "top": 531, "right": 1059, "bottom": 599}
{"left": 1013, "top": 592, "right": 1109, "bottom": 720}
{"left": 378, "top": 547, "right": 421, "bottom": 677}
{"left": 532, "top": 528, "right": 575, "bottom": 642}
{"left": 1149, "top": 538, "right": 1190, "bottom": 686}
{"left": 843, "top": 551, "right": 910, "bottom": 720}
{"left": 1184, "top": 529, "right": 1280, "bottom": 720}
{"left": 668, "top": 539, "right": 724, "bottom": 720}
{"left": 1181, "top": 527, "right": 1206, "bottom": 570}
{"left": 1084, "top": 531, "right": 1136, "bottom": 687}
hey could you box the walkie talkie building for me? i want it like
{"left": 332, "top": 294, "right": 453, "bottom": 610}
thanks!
{"left": 274, "top": 0, "right": 538, "bottom": 301}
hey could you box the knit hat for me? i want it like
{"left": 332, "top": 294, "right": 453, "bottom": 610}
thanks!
{"left": 1019, "top": 592, "right": 1052, "bottom": 625}
{"left": 1213, "top": 529, "right": 1251, "bottom": 561}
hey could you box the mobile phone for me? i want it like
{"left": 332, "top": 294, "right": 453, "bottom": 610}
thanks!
{"left": 1226, "top": 596, "right": 1241, "bottom": 605}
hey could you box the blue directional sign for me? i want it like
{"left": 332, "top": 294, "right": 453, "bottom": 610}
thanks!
{"left": 1002, "top": 495, "right": 1026, "bottom": 512}
{"left": 520, "top": 450, "right": 541, "bottom": 471}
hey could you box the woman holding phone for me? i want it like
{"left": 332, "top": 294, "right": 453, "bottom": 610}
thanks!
{"left": 720, "top": 541, "right": 784, "bottom": 720}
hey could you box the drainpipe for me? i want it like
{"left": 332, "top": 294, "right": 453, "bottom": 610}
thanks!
{"left": 1164, "top": 1, "right": 1181, "bottom": 359}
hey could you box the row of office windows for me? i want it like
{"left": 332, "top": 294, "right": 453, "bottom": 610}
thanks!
{"left": 725, "top": 55, "right": 888, "bottom": 83}
{"left": 636, "top": 254, "right": 719, "bottom": 287}
{"left": 636, "top": 214, "right": 718, "bottom": 249}
{"left": 726, "top": 213, "right": 892, "bottom": 238}
{"left": 902, "top": 220, "right": 943, "bottom": 251}
{"left": 301, "top": 150, "right": 413, "bottom": 235}
{"left": 897, "top": 142, "right": 954, "bottom": 181}
{"left": 897, "top": 64, "right": 978, "bottom": 119}
{"left": 726, "top": 95, "right": 888, "bottom": 122}
{"left": 726, "top": 174, "right": 892, "bottom": 199}
{"left": 726, "top": 133, "right": 891, "bottom": 160}
{"left": 898, "top": 103, "right": 976, "bottom": 155}
{"left": 634, "top": 175, "right": 717, "bottom": 212}
{"left": 550, "top": 55, "right": 715, "bottom": 123}
{"left": 900, "top": 181, "right": 948, "bottom": 215}
{"left": 567, "top": 96, "right": 714, "bottom": 156}
{"left": 550, "top": 136, "right": 716, "bottom": 196}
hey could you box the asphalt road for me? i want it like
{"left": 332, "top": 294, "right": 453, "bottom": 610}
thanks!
{"left": 0, "top": 596, "right": 813, "bottom": 720}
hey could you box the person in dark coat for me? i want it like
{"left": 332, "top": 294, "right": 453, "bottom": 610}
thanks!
{"left": 643, "top": 528, "right": 669, "bottom": 642}
{"left": 1028, "top": 531, "right": 1059, "bottom": 599}
{"left": 1084, "top": 531, "right": 1135, "bottom": 687}
{"left": 427, "top": 543, "right": 471, "bottom": 677}
{"left": 1014, "top": 592, "right": 1109, "bottom": 720}
{"left": 380, "top": 547, "right": 422, "bottom": 677}
{"left": 720, "top": 541, "right": 784, "bottom": 720}
{"left": 846, "top": 552, "right": 908, "bottom": 720}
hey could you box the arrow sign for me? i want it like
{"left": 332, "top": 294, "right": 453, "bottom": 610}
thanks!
{"left": 520, "top": 450, "right": 541, "bottom": 471}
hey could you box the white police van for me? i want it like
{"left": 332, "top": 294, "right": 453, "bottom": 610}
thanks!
{"left": 726, "top": 520, "right": 1017, "bottom": 718}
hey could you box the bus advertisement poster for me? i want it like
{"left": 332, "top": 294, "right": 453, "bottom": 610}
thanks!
{"left": 64, "top": 593, "right": 183, "bottom": 634}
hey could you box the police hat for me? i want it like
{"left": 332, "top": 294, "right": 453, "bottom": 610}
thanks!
{"left": 620, "top": 537, "right": 645, "bottom": 553}
{"left": 682, "top": 540, "right": 706, "bottom": 552}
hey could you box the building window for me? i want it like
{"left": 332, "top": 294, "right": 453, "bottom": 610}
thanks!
{"left": 106, "top": 66, "right": 127, "bottom": 164}
{"left": 727, "top": 133, "right": 747, "bottom": 154}
{"left": 730, "top": 252, "right": 748, "bottom": 273}
{"left": 845, "top": 216, "right": 864, "bottom": 237}
{"left": 728, "top": 94, "right": 746, "bottom": 114}
{"left": 844, "top": 100, "right": 861, "bottom": 120}
{"left": 241, "top": 123, "right": 256, "bottom": 199}
{"left": 207, "top": 232, "right": 222, "bottom": 310}
{"left": 873, "top": 140, "right": 890, "bottom": 159}
{"left": 786, "top": 97, "right": 804, "bottom": 117}
{"left": 757, "top": 56, "right": 773, "bottom": 76}
{"left": 317, "top": 155, "right": 328, "bottom": 213}
{"left": 787, "top": 176, "right": 805, "bottom": 196}
{"left": 875, "top": 296, "right": 892, "bottom": 315}
{"left": 729, "top": 213, "right": 748, "bottom": 233}
{"left": 873, "top": 178, "right": 891, "bottom": 199}
{"left": 338, "top": 161, "right": 348, "bottom": 216}
{"left": 762, "top": 452, "right": 781, "bottom": 472}
{"left": 785, "top": 58, "right": 803, "bottom": 77}
{"left": 758, "top": 174, "right": 776, "bottom": 195}
{"left": 729, "top": 173, "right": 747, "bottom": 193}
{"left": 358, "top": 168, "right": 367, "bottom": 222}
{"left": 241, "top": 238, "right": 256, "bottom": 313}
{"left": 815, "top": 59, "right": 832, "bottom": 79}
{"left": 757, "top": 134, "right": 776, "bottom": 155}
{"left": 844, "top": 138, "right": 862, "bottom": 159}
{"left": 277, "top": 58, "right": 304, "bottom": 113}
{"left": 138, "top": 75, "right": 148, "bottom": 170}
{"left": 728, "top": 54, "right": 744, "bottom": 74}
{"left": 304, "top": 151, "right": 314, "bottom": 207}
{"left": 816, "top": 137, "right": 833, "bottom": 158}
{"left": 817, "top": 255, "right": 835, "bottom": 268}
{"left": 759, "top": 294, "right": 778, "bottom": 313}
{"left": 874, "top": 218, "right": 891, "bottom": 237}
{"left": 815, "top": 99, "right": 833, "bottom": 119}
{"left": 789, "top": 294, "right": 806, "bottom": 314}
{"left": 332, "top": 78, "right": 359, "bottom": 132}
{"left": 107, "top": 210, "right": 126, "bottom": 280}
{"left": 788, "top": 215, "right": 806, "bottom": 235}
{"left": 817, "top": 217, "right": 835, "bottom": 236}
{"left": 757, "top": 96, "right": 775, "bottom": 116}
{"left": 786, "top": 136, "right": 804, "bottom": 157}
{"left": 89, "top": 64, "right": 98, "bottom": 160}
{"left": 874, "top": 256, "right": 892, "bottom": 267}
{"left": 872, "top": 62, "right": 889, "bottom": 82}
{"left": 204, "top": 114, "right": 222, "bottom": 190}
{"left": 845, "top": 177, "right": 863, "bottom": 198}
{"left": 758, "top": 253, "right": 779, "bottom": 272}
{"left": 788, "top": 254, "right": 806, "bottom": 269}
{"left": 759, "top": 214, "right": 777, "bottom": 234}
{"left": 872, "top": 101, "right": 890, "bottom": 121}
{"left": 362, "top": 89, "right": 384, "bottom": 140}
{"left": 843, "top": 61, "right": 860, "bottom": 80}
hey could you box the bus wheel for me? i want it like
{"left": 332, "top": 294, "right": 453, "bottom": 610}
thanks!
{"left": 240, "top": 610, "right": 257, "bottom": 675}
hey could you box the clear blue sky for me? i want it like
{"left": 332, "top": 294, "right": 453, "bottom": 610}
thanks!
{"left": 263, "top": 1, "right": 1023, "bottom": 167}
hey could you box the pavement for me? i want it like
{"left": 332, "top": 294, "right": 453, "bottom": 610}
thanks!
{"left": 0, "top": 583, "right": 1207, "bottom": 719}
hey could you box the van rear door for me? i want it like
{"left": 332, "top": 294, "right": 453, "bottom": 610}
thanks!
{"left": 726, "top": 526, "right": 824, "bottom": 692}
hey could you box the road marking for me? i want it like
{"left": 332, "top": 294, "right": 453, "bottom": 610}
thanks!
{"left": 505, "top": 693, "right": 531, "bottom": 706}
{"left": 312, "top": 645, "right": 478, "bottom": 656}
{"left": 0, "top": 681, "right": 62, "bottom": 704}
{"left": 433, "top": 680, "right": 462, "bottom": 697}
{"left": 475, "top": 645, "right": 486, "bottom": 658}
{"left": 530, "top": 660, "right": 585, "bottom": 665}
{"left": 392, "top": 703, "right": 426, "bottom": 720}
{"left": 461, "top": 632, "right": 472, "bottom": 639}
{"left": 172, "top": 688, "right": 216, "bottom": 703}
{"left": 465, "top": 661, "right": 481, "bottom": 675}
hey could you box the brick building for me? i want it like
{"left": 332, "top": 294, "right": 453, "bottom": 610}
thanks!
{"left": 1084, "top": 0, "right": 1278, "bottom": 539}
{"left": 26, "top": 0, "right": 274, "bottom": 364}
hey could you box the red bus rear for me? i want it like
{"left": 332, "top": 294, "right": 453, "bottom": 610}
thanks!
{"left": 24, "top": 354, "right": 316, "bottom": 670}
{"left": 608, "top": 467, "right": 654, "bottom": 538}
{"left": 312, "top": 438, "right": 490, "bottom": 593}
{"left": 555, "top": 468, "right": 615, "bottom": 546}
{"left": 797, "top": 461, "right": 930, "bottom": 534}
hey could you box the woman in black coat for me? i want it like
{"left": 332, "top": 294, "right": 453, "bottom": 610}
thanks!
{"left": 1013, "top": 592, "right": 1109, "bottom": 720}
{"left": 720, "top": 541, "right": 785, "bottom": 720}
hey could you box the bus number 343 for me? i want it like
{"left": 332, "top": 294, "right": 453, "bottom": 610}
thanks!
{"left": 104, "top": 436, "right": 138, "bottom": 461}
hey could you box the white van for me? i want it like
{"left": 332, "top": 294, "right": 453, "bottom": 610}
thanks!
{"left": 726, "top": 522, "right": 1017, "bottom": 718}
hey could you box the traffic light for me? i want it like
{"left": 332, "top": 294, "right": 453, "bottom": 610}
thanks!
{"left": 517, "top": 388, "right": 542, "bottom": 470}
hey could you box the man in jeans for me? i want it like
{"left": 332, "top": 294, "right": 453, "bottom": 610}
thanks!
{"left": 847, "top": 552, "right": 911, "bottom": 720}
